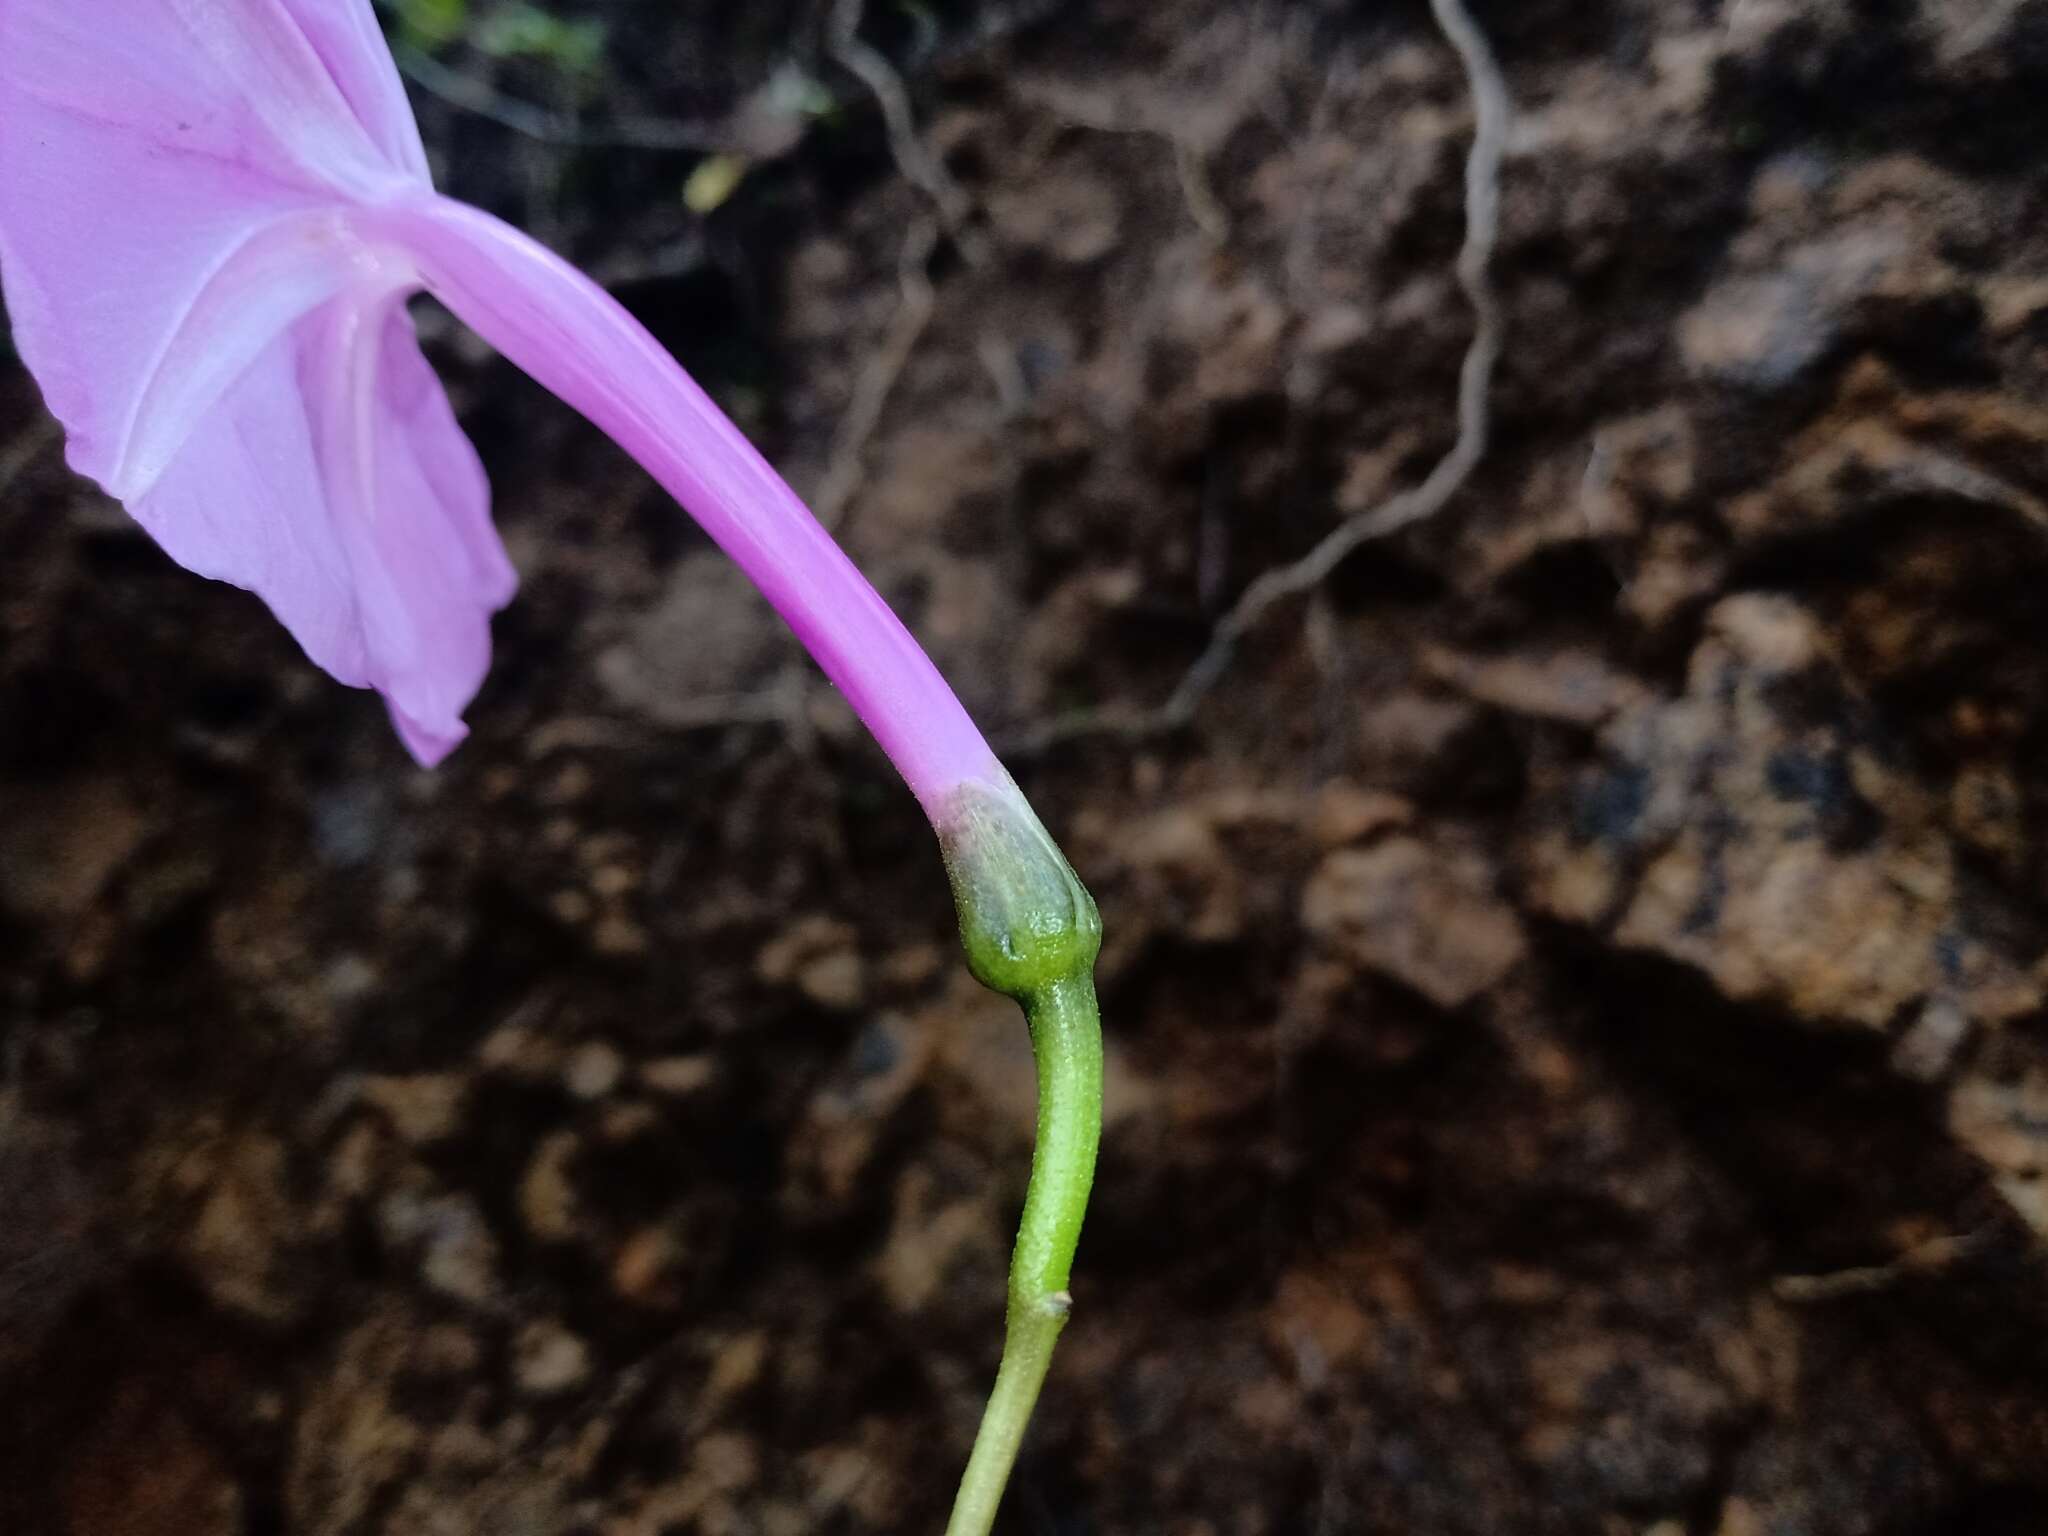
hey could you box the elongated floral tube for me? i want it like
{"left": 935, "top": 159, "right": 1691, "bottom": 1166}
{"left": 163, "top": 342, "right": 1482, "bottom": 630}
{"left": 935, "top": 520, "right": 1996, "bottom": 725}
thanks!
{"left": 0, "top": 3, "right": 1101, "bottom": 1530}
{"left": 377, "top": 196, "right": 998, "bottom": 811}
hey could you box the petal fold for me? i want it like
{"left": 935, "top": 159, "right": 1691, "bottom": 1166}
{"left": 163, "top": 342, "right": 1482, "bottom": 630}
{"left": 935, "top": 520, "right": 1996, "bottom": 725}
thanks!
{"left": 276, "top": 0, "right": 431, "bottom": 181}
{"left": 131, "top": 293, "right": 515, "bottom": 765}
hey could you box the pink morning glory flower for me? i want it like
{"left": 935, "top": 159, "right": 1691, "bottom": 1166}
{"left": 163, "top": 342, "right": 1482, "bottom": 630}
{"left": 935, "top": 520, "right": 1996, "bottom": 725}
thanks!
{"left": 0, "top": 7, "right": 1104, "bottom": 1529}
{"left": 0, "top": 0, "right": 996, "bottom": 804}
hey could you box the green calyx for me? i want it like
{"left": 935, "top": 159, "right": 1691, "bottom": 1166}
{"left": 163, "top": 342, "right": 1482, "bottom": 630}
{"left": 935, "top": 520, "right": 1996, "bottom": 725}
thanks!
{"left": 938, "top": 776, "right": 1102, "bottom": 1002}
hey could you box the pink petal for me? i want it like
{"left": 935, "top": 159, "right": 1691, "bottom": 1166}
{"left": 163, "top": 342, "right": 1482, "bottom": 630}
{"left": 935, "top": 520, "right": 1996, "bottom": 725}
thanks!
{"left": 130, "top": 291, "right": 514, "bottom": 766}
{"left": 0, "top": 0, "right": 507, "bottom": 762}
{"left": 0, "top": 1, "right": 408, "bottom": 199}
{"left": 0, "top": 118, "right": 317, "bottom": 493}
{"left": 278, "top": 0, "right": 431, "bottom": 182}
{"left": 0, "top": 0, "right": 426, "bottom": 493}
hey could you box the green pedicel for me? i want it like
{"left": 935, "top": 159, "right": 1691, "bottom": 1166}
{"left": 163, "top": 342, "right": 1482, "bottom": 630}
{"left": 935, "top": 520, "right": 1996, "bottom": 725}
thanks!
{"left": 937, "top": 778, "right": 1105, "bottom": 1536}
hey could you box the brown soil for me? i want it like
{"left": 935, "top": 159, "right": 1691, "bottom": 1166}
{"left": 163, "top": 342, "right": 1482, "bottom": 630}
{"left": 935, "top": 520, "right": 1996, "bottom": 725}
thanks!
{"left": 7, "top": 2, "right": 2048, "bottom": 1533}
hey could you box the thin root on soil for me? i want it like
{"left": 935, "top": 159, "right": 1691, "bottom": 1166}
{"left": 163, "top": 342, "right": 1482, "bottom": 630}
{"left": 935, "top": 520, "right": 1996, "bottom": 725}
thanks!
{"left": 1007, "top": 0, "right": 1511, "bottom": 757}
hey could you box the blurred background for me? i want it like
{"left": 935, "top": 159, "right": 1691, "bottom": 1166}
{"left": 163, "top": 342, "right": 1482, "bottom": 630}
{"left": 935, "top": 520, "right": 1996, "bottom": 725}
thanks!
{"left": 6, "top": 0, "right": 2048, "bottom": 1531}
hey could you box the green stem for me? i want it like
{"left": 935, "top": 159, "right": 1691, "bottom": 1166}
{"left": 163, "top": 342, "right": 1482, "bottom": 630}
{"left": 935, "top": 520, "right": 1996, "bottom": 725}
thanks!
{"left": 933, "top": 774, "right": 1105, "bottom": 1536}
{"left": 945, "top": 972, "right": 1104, "bottom": 1536}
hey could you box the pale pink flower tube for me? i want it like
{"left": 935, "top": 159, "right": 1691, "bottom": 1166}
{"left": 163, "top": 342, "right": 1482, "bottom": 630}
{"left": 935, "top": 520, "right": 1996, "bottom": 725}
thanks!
{"left": 383, "top": 196, "right": 1003, "bottom": 807}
